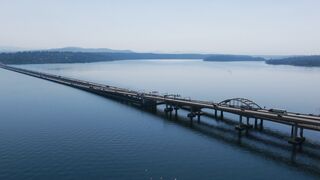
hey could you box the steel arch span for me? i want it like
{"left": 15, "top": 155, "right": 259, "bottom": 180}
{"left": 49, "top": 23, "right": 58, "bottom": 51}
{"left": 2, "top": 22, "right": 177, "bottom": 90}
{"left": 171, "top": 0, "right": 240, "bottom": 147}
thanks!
{"left": 218, "top": 98, "right": 262, "bottom": 110}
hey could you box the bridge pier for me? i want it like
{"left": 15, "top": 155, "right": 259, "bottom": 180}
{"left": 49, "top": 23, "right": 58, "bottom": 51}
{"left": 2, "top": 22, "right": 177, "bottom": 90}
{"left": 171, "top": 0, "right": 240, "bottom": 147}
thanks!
{"left": 174, "top": 106, "right": 179, "bottom": 118}
{"left": 195, "top": 111, "right": 202, "bottom": 123}
{"left": 289, "top": 123, "right": 305, "bottom": 145}
{"left": 236, "top": 116, "right": 253, "bottom": 132}
{"left": 300, "top": 127, "right": 304, "bottom": 138}
{"left": 220, "top": 111, "right": 224, "bottom": 119}
{"left": 164, "top": 104, "right": 174, "bottom": 118}
{"left": 187, "top": 110, "right": 196, "bottom": 123}
{"left": 260, "top": 119, "right": 264, "bottom": 130}
{"left": 235, "top": 115, "right": 245, "bottom": 131}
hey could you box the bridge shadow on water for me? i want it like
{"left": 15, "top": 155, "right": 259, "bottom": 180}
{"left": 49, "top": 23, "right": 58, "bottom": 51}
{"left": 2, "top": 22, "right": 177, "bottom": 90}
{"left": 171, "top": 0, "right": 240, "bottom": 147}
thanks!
{"left": 55, "top": 85, "right": 320, "bottom": 177}
{"left": 112, "top": 100, "right": 320, "bottom": 177}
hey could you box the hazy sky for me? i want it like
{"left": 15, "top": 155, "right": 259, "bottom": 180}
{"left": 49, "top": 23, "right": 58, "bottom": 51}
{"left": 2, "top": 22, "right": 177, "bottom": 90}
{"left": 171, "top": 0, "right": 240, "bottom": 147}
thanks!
{"left": 0, "top": 0, "right": 320, "bottom": 55}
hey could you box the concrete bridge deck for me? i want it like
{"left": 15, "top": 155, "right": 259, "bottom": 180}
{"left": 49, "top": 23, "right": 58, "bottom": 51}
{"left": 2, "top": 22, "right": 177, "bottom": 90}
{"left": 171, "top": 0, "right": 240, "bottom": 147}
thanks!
{"left": 1, "top": 64, "right": 320, "bottom": 145}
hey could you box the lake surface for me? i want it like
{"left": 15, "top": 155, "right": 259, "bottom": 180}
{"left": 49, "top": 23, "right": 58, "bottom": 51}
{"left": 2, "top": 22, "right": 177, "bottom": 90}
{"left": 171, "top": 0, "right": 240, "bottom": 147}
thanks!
{"left": 1, "top": 60, "right": 320, "bottom": 179}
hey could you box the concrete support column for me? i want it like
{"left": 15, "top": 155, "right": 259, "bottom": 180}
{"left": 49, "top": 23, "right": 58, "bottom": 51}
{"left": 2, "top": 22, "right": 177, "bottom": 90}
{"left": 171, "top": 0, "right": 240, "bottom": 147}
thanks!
{"left": 187, "top": 110, "right": 195, "bottom": 123}
{"left": 164, "top": 104, "right": 173, "bottom": 118}
{"left": 260, "top": 119, "right": 264, "bottom": 130}
{"left": 289, "top": 124, "right": 305, "bottom": 145}
{"left": 300, "top": 127, "right": 304, "bottom": 138}
{"left": 293, "top": 123, "right": 298, "bottom": 139}
{"left": 236, "top": 115, "right": 245, "bottom": 131}
{"left": 174, "top": 106, "right": 179, "bottom": 118}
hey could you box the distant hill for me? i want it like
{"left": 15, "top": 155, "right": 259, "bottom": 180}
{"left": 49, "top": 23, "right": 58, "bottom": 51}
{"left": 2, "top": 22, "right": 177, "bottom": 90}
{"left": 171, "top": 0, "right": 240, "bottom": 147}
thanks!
{"left": 47, "top": 47, "right": 134, "bottom": 53}
{"left": 266, "top": 56, "right": 320, "bottom": 67}
{"left": 0, "top": 51, "right": 210, "bottom": 65}
{"left": 204, "top": 55, "right": 265, "bottom": 62}
{"left": 4, "top": 50, "right": 318, "bottom": 67}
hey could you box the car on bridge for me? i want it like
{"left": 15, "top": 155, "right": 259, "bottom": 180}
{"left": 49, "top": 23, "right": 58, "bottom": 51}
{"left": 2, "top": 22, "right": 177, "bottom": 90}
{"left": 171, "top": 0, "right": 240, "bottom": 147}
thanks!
{"left": 268, "top": 108, "right": 287, "bottom": 117}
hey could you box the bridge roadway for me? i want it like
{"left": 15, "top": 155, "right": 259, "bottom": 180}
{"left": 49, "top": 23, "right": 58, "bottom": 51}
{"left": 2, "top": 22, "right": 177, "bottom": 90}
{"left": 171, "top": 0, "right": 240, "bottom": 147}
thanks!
{"left": 1, "top": 64, "right": 320, "bottom": 145}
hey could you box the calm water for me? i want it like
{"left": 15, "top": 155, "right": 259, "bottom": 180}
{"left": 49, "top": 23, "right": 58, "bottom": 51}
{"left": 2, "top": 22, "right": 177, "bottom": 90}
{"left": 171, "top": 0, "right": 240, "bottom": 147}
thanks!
{"left": 1, "top": 60, "right": 320, "bottom": 179}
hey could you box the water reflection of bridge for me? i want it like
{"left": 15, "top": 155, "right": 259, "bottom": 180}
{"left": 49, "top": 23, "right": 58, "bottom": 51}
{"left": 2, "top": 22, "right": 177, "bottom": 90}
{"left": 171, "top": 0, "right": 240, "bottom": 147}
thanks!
{"left": 153, "top": 109, "right": 320, "bottom": 177}
{"left": 1, "top": 64, "right": 320, "bottom": 147}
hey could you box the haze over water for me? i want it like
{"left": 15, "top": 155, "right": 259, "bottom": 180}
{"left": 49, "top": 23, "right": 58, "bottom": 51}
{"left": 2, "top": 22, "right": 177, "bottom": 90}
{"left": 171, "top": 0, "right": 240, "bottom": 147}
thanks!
{"left": 0, "top": 60, "right": 320, "bottom": 179}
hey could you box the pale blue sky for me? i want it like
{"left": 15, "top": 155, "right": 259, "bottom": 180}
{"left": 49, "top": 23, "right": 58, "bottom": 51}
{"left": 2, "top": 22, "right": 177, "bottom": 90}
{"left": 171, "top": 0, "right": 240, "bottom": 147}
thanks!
{"left": 0, "top": 0, "right": 319, "bottom": 55}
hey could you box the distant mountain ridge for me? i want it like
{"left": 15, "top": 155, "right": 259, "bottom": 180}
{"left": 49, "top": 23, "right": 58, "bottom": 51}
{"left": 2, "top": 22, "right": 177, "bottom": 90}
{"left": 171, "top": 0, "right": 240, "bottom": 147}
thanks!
{"left": 47, "top": 47, "right": 134, "bottom": 53}
{"left": 0, "top": 46, "right": 135, "bottom": 53}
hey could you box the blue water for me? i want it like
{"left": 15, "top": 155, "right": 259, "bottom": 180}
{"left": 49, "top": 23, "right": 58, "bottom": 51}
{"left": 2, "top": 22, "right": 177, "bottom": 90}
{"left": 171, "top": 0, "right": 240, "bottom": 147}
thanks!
{"left": 1, "top": 60, "right": 320, "bottom": 179}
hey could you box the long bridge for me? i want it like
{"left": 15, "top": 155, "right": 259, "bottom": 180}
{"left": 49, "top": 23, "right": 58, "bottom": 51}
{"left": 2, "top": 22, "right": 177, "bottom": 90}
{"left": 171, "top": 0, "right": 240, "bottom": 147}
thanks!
{"left": 1, "top": 64, "right": 320, "bottom": 145}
